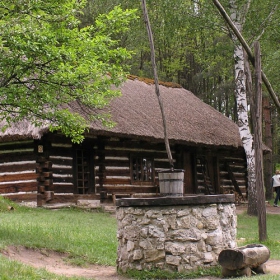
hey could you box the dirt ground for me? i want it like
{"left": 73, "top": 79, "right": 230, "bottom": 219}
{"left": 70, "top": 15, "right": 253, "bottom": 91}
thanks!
{"left": 1, "top": 204, "right": 280, "bottom": 280}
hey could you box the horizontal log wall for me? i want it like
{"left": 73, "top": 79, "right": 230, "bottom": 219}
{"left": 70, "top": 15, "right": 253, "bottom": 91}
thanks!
{"left": 49, "top": 140, "right": 74, "bottom": 193}
{"left": 195, "top": 148, "right": 247, "bottom": 197}
{"left": 0, "top": 135, "right": 248, "bottom": 202}
{"left": 219, "top": 148, "right": 247, "bottom": 199}
{"left": 0, "top": 140, "right": 37, "bottom": 194}
{"left": 95, "top": 138, "right": 175, "bottom": 194}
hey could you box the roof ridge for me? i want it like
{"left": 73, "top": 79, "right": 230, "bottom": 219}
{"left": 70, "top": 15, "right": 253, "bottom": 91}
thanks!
{"left": 127, "top": 74, "right": 182, "bottom": 88}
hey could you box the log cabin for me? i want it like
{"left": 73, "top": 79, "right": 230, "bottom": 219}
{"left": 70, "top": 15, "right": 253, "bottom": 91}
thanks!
{"left": 0, "top": 76, "right": 248, "bottom": 205}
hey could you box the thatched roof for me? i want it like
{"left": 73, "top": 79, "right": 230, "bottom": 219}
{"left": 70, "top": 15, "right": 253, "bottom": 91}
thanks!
{"left": 0, "top": 120, "right": 47, "bottom": 142}
{"left": 76, "top": 77, "right": 242, "bottom": 148}
{"left": 0, "top": 77, "right": 243, "bottom": 148}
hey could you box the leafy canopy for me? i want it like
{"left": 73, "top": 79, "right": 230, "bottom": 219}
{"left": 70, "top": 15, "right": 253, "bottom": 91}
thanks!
{"left": 0, "top": 0, "right": 137, "bottom": 142}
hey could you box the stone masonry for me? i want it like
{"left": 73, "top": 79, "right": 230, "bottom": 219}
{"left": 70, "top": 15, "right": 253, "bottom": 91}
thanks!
{"left": 116, "top": 199, "right": 236, "bottom": 273}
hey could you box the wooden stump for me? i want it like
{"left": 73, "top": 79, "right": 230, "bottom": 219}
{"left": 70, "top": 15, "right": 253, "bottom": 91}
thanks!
{"left": 222, "top": 266, "right": 252, "bottom": 277}
{"left": 252, "top": 263, "right": 267, "bottom": 274}
{"left": 219, "top": 244, "right": 270, "bottom": 277}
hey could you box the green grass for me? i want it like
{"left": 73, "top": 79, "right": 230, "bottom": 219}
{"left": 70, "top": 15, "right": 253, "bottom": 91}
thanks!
{"left": 0, "top": 197, "right": 117, "bottom": 267}
{"left": 0, "top": 254, "right": 87, "bottom": 280}
{"left": 237, "top": 212, "right": 280, "bottom": 259}
{"left": 1, "top": 196, "right": 280, "bottom": 279}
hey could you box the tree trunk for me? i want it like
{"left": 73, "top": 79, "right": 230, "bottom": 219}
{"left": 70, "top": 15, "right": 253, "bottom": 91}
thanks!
{"left": 229, "top": 0, "right": 257, "bottom": 216}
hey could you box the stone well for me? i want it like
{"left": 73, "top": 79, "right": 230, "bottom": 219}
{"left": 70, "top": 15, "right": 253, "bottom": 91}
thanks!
{"left": 116, "top": 194, "right": 236, "bottom": 273}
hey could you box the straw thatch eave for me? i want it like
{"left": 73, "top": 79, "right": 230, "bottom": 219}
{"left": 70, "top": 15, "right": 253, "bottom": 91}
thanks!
{"left": 0, "top": 120, "right": 48, "bottom": 143}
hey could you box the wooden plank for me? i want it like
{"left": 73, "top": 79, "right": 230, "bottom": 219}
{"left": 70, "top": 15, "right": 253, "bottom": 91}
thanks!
{"left": 103, "top": 149, "right": 169, "bottom": 159}
{"left": 0, "top": 172, "right": 37, "bottom": 183}
{"left": 103, "top": 150, "right": 130, "bottom": 158}
{"left": 103, "top": 169, "right": 130, "bottom": 176}
{"left": 53, "top": 177, "right": 73, "bottom": 183}
{"left": 115, "top": 194, "right": 235, "bottom": 207}
{"left": 47, "top": 134, "right": 73, "bottom": 144}
{"left": 4, "top": 193, "right": 37, "bottom": 202}
{"left": 104, "top": 140, "right": 166, "bottom": 150}
{"left": 0, "top": 141, "right": 34, "bottom": 151}
{"left": 52, "top": 167, "right": 73, "bottom": 174}
{"left": 97, "top": 178, "right": 131, "bottom": 185}
{"left": 50, "top": 157, "right": 73, "bottom": 166}
{"left": 154, "top": 161, "right": 171, "bottom": 169}
{"left": 0, "top": 163, "right": 36, "bottom": 173}
{"left": 97, "top": 185, "right": 159, "bottom": 194}
{"left": 51, "top": 184, "right": 74, "bottom": 193}
{"left": 0, "top": 182, "right": 37, "bottom": 193}
{"left": 50, "top": 147, "right": 73, "bottom": 157}
{"left": 97, "top": 160, "right": 129, "bottom": 168}
{"left": 112, "top": 193, "right": 131, "bottom": 203}
{"left": 0, "top": 153, "right": 35, "bottom": 164}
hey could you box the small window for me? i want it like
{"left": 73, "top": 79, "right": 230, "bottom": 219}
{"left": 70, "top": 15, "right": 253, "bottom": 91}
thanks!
{"left": 76, "top": 149, "right": 90, "bottom": 194}
{"left": 131, "top": 157, "right": 154, "bottom": 182}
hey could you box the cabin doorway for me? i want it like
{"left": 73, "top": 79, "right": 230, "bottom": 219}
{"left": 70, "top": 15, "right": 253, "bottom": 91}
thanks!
{"left": 196, "top": 155, "right": 218, "bottom": 194}
{"left": 74, "top": 147, "right": 95, "bottom": 194}
{"left": 183, "top": 152, "right": 195, "bottom": 194}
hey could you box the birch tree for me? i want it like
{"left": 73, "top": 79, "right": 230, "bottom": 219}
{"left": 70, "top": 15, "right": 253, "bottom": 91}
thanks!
{"left": 224, "top": 0, "right": 280, "bottom": 215}
{"left": 228, "top": 0, "right": 257, "bottom": 215}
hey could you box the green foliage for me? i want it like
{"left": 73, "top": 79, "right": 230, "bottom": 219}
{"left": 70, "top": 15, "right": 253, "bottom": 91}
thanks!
{"left": 85, "top": 0, "right": 280, "bottom": 123}
{"left": 0, "top": 0, "right": 137, "bottom": 143}
{"left": 85, "top": 0, "right": 237, "bottom": 118}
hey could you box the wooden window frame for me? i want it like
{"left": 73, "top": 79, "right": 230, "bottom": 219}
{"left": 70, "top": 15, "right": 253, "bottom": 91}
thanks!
{"left": 130, "top": 155, "right": 155, "bottom": 185}
{"left": 73, "top": 146, "right": 95, "bottom": 194}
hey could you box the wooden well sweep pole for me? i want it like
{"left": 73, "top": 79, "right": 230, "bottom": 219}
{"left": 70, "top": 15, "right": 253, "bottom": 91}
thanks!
{"left": 254, "top": 41, "right": 267, "bottom": 241}
{"left": 140, "top": 0, "right": 174, "bottom": 169}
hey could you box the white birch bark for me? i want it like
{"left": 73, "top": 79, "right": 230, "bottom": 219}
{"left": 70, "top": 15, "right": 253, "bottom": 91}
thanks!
{"left": 230, "top": 0, "right": 257, "bottom": 215}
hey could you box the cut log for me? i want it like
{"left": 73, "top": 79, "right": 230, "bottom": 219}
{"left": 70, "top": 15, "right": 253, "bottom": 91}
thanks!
{"left": 218, "top": 244, "right": 270, "bottom": 270}
{"left": 222, "top": 266, "right": 252, "bottom": 277}
{"left": 252, "top": 263, "right": 267, "bottom": 274}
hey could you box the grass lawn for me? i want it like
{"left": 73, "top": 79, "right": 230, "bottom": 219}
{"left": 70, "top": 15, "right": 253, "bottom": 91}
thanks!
{"left": 0, "top": 196, "right": 279, "bottom": 279}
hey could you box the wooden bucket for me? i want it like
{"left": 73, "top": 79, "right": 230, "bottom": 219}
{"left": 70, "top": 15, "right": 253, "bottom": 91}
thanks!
{"left": 158, "top": 169, "right": 184, "bottom": 196}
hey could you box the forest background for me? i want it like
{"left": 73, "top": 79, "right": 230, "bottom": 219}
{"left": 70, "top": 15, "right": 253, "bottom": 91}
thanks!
{"left": 81, "top": 0, "right": 280, "bottom": 193}
{"left": 1, "top": 0, "right": 279, "bottom": 203}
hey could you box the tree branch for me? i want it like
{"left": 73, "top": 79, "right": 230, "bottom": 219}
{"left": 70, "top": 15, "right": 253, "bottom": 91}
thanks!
{"left": 212, "top": 0, "right": 280, "bottom": 112}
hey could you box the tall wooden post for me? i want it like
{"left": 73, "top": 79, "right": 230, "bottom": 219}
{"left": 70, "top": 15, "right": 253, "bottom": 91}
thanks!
{"left": 254, "top": 41, "right": 267, "bottom": 241}
{"left": 141, "top": 0, "right": 174, "bottom": 169}
{"left": 263, "top": 96, "right": 273, "bottom": 200}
